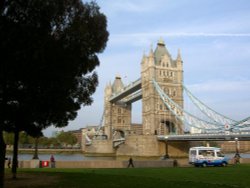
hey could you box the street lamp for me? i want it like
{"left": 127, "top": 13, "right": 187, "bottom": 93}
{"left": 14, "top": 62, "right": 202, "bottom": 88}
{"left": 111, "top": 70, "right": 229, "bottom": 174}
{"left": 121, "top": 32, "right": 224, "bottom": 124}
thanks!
{"left": 235, "top": 137, "right": 239, "bottom": 154}
{"left": 234, "top": 137, "right": 240, "bottom": 164}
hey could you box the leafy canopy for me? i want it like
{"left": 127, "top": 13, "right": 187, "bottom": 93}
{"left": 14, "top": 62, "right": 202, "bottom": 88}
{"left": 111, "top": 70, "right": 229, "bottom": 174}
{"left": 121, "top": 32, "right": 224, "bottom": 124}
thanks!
{"left": 0, "top": 0, "right": 109, "bottom": 132}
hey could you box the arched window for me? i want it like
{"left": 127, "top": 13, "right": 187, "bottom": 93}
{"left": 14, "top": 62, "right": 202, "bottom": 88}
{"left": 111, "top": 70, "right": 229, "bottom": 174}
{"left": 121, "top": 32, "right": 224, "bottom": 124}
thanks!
{"left": 173, "top": 90, "right": 176, "bottom": 97}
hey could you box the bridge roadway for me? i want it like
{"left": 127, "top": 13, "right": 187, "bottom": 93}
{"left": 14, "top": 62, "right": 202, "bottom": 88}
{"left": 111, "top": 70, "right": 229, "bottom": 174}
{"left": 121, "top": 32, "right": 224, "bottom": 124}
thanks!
{"left": 157, "top": 132, "right": 250, "bottom": 141}
{"left": 109, "top": 78, "right": 141, "bottom": 103}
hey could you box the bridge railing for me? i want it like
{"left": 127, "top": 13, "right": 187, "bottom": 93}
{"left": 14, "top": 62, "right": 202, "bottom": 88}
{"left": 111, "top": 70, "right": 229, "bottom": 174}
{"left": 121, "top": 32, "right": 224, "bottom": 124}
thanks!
{"left": 157, "top": 132, "right": 250, "bottom": 141}
{"left": 123, "top": 89, "right": 142, "bottom": 103}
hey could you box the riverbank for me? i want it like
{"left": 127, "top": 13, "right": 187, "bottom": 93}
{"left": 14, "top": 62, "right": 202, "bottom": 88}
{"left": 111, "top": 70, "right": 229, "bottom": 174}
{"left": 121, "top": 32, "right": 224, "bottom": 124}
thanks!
{"left": 6, "top": 148, "right": 83, "bottom": 154}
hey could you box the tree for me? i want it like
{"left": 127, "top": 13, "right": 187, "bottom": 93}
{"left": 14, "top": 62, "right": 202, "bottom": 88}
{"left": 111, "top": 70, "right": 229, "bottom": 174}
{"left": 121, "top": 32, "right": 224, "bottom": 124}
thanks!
{"left": 0, "top": 0, "right": 108, "bottom": 186}
{"left": 3, "top": 132, "right": 14, "bottom": 146}
{"left": 57, "top": 131, "right": 78, "bottom": 147}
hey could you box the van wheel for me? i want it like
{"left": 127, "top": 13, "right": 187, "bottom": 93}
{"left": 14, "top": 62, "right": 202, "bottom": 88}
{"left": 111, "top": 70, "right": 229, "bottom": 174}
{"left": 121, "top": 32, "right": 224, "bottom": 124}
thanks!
{"left": 221, "top": 162, "right": 227, "bottom": 167}
{"left": 202, "top": 162, "right": 207, "bottom": 167}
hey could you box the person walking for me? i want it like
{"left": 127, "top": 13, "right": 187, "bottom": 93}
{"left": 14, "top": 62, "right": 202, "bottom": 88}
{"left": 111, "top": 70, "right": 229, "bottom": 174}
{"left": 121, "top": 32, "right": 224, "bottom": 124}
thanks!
{"left": 7, "top": 157, "right": 11, "bottom": 168}
{"left": 234, "top": 153, "right": 241, "bottom": 164}
{"left": 127, "top": 157, "right": 134, "bottom": 168}
{"left": 50, "top": 155, "right": 55, "bottom": 168}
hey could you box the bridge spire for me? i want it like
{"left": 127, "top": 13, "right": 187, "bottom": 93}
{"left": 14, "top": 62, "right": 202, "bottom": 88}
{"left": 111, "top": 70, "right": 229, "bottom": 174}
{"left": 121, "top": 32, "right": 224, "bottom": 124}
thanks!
{"left": 149, "top": 43, "right": 154, "bottom": 56}
{"left": 148, "top": 43, "right": 155, "bottom": 66}
{"left": 112, "top": 74, "right": 124, "bottom": 93}
{"left": 157, "top": 37, "right": 165, "bottom": 46}
{"left": 177, "top": 48, "right": 182, "bottom": 61}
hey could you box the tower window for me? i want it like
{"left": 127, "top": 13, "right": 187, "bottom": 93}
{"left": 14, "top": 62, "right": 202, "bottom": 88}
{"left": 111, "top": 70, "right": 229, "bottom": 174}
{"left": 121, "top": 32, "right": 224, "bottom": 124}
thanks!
{"left": 173, "top": 90, "right": 176, "bottom": 96}
{"left": 118, "top": 117, "right": 121, "bottom": 123}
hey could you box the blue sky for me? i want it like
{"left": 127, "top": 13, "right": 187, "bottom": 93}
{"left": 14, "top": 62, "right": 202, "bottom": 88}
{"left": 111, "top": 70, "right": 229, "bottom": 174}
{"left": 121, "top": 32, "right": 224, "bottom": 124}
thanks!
{"left": 44, "top": 0, "right": 250, "bottom": 136}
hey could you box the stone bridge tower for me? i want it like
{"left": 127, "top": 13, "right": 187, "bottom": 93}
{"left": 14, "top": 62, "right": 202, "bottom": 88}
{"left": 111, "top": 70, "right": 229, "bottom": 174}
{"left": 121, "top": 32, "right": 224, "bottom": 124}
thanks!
{"left": 103, "top": 75, "right": 132, "bottom": 139}
{"left": 141, "top": 39, "right": 184, "bottom": 135}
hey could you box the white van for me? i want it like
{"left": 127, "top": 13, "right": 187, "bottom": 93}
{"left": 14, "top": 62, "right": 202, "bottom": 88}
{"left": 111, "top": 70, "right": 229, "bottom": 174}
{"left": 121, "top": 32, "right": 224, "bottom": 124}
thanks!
{"left": 189, "top": 146, "right": 229, "bottom": 167}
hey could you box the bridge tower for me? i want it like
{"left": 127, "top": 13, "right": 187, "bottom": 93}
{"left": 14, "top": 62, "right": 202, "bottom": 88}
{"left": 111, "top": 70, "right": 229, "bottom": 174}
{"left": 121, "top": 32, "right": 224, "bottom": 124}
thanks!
{"left": 103, "top": 75, "right": 132, "bottom": 139}
{"left": 141, "top": 38, "right": 184, "bottom": 135}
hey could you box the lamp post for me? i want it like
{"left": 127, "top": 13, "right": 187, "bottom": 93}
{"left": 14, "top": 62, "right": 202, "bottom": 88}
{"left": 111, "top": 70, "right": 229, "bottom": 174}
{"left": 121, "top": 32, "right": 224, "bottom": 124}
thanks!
{"left": 235, "top": 137, "right": 239, "bottom": 154}
{"left": 234, "top": 137, "right": 240, "bottom": 164}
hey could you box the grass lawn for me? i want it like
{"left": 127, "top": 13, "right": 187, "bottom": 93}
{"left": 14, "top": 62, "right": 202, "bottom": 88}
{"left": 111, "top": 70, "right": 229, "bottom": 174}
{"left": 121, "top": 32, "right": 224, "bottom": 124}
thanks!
{"left": 4, "top": 164, "right": 250, "bottom": 188}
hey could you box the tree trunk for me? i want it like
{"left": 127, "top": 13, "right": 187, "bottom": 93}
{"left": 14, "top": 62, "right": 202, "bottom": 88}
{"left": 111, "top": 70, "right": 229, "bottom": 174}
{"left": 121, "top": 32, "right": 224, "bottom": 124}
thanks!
{"left": 0, "top": 130, "right": 6, "bottom": 188}
{"left": 12, "top": 130, "right": 19, "bottom": 179}
{"left": 32, "top": 137, "right": 39, "bottom": 159}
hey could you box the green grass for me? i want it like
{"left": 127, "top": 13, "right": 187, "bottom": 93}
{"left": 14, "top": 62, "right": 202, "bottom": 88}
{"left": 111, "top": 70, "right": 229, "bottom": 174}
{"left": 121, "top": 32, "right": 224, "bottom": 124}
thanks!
{"left": 5, "top": 164, "right": 250, "bottom": 188}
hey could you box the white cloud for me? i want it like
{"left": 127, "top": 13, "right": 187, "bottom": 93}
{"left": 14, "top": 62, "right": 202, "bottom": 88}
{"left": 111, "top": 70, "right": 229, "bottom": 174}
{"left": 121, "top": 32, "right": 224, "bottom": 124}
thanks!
{"left": 113, "top": 32, "right": 250, "bottom": 39}
{"left": 98, "top": 0, "right": 169, "bottom": 14}
{"left": 108, "top": 32, "right": 250, "bottom": 50}
{"left": 187, "top": 79, "right": 250, "bottom": 93}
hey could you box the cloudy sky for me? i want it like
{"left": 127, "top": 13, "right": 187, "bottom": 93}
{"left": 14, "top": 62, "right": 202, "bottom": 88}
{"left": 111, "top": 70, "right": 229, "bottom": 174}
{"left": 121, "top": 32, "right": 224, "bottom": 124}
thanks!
{"left": 44, "top": 0, "right": 250, "bottom": 136}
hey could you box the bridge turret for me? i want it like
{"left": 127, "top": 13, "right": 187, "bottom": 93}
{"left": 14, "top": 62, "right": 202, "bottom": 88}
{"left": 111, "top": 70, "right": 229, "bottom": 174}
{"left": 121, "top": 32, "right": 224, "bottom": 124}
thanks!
{"left": 176, "top": 49, "right": 183, "bottom": 67}
{"left": 105, "top": 82, "right": 112, "bottom": 98}
{"left": 148, "top": 44, "right": 155, "bottom": 67}
{"left": 177, "top": 48, "right": 182, "bottom": 61}
{"left": 154, "top": 38, "right": 172, "bottom": 66}
{"left": 112, "top": 75, "right": 124, "bottom": 94}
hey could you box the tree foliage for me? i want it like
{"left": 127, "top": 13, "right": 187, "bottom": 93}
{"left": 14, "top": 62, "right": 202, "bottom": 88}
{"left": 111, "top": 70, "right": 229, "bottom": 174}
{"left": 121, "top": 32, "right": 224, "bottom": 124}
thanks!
{"left": 57, "top": 131, "right": 78, "bottom": 146}
{"left": 0, "top": 0, "right": 108, "bottom": 185}
{"left": 4, "top": 131, "right": 79, "bottom": 148}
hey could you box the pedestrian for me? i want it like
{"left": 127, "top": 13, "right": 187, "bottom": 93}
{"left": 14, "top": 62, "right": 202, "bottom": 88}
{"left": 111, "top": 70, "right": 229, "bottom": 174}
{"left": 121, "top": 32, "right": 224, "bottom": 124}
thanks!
{"left": 7, "top": 157, "right": 11, "bottom": 168}
{"left": 234, "top": 153, "right": 240, "bottom": 164}
{"left": 127, "top": 157, "right": 134, "bottom": 168}
{"left": 50, "top": 155, "right": 55, "bottom": 168}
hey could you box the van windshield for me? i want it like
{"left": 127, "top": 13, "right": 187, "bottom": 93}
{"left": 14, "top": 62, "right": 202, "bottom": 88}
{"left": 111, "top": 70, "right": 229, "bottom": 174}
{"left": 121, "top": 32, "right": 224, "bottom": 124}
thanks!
{"left": 217, "top": 151, "right": 224, "bottom": 157}
{"left": 198, "top": 150, "right": 215, "bottom": 157}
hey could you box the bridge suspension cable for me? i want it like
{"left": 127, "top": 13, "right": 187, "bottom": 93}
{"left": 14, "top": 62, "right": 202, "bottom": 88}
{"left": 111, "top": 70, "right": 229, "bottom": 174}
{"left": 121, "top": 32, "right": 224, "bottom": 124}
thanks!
{"left": 96, "top": 110, "right": 105, "bottom": 134}
{"left": 183, "top": 85, "right": 237, "bottom": 125}
{"left": 183, "top": 85, "right": 250, "bottom": 132}
{"left": 232, "top": 116, "right": 250, "bottom": 132}
{"left": 152, "top": 79, "right": 224, "bottom": 133}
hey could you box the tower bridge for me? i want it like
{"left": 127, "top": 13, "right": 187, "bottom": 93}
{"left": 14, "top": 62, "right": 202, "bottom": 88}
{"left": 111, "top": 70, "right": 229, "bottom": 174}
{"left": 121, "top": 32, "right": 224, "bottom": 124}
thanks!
{"left": 83, "top": 38, "right": 250, "bottom": 157}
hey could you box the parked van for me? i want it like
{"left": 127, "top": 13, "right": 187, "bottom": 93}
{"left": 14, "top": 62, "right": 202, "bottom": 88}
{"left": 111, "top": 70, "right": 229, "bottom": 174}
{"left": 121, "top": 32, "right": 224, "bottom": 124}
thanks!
{"left": 189, "top": 146, "right": 229, "bottom": 167}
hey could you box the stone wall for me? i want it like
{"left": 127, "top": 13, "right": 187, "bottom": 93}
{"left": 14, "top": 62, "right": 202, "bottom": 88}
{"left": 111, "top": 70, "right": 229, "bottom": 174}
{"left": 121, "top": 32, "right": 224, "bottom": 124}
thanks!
{"left": 6, "top": 160, "right": 174, "bottom": 168}
{"left": 7, "top": 158, "right": 250, "bottom": 168}
{"left": 221, "top": 141, "right": 250, "bottom": 153}
{"left": 55, "top": 160, "right": 174, "bottom": 168}
{"left": 116, "top": 135, "right": 165, "bottom": 157}
{"left": 84, "top": 139, "right": 115, "bottom": 155}
{"left": 168, "top": 141, "right": 190, "bottom": 157}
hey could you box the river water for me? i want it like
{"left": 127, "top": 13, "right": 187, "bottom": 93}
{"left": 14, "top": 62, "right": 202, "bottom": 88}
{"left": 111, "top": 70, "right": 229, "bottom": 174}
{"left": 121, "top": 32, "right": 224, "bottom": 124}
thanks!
{"left": 5, "top": 153, "right": 250, "bottom": 161}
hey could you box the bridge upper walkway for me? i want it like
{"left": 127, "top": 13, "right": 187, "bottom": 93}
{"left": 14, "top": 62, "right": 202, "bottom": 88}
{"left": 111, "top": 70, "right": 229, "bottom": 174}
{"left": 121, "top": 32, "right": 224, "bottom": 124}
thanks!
{"left": 109, "top": 78, "right": 141, "bottom": 103}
